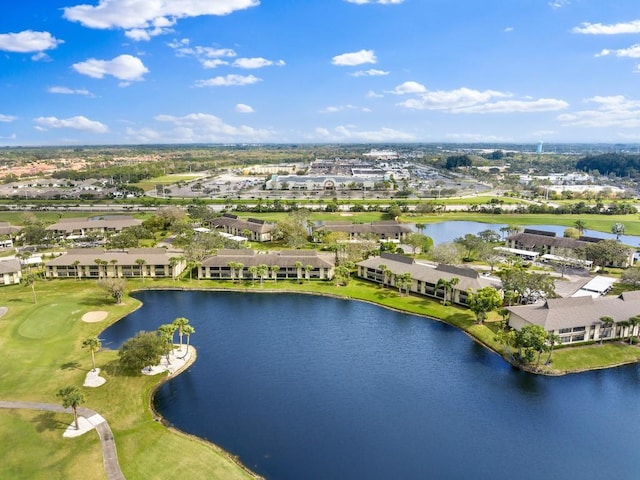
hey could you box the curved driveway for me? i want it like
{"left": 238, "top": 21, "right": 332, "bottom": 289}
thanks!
{"left": 0, "top": 400, "right": 125, "bottom": 480}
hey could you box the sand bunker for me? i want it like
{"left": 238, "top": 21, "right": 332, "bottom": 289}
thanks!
{"left": 81, "top": 311, "right": 108, "bottom": 323}
{"left": 0, "top": 307, "right": 7, "bottom": 319}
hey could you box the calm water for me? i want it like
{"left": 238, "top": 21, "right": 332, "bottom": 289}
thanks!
{"left": 414, "top": 220, "right": 640, "bottom": 246}
{"left": 101, "top": 291, "right": 640, "bottom": 480}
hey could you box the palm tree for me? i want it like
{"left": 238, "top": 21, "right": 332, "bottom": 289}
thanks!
{"left": 545, "top": 333, "right": 561, "bottom": 365}
{"left": 258, "top": 264, "right": 269, "bottom": 286}
{"left": 436, "top": 277, "right": 459, "bottom": 305}
{"left": 611, "top": 222, "right": 625, "bottom": 240}
{"left": 305, "top": 264, "right": 313, "bottom": 283}
{"left": 247, "top": 265, "right": 258, "bottom": 285}
{"left": 182, "top": 324, "right": 195, "bottom": 355}
{"left": 72, "top": 260, "right": 81, "bottom": 280}
{"left": 270, "top": 265, "right": 280, "bottom": 283}
{"left": 23, "top": 273, "right": 37, "bottom": 304}
{"left": 94, "top": 258, "right": 104, "bottom": 279}
{"left": 157, "top": 324, "right": 177, "bottom": 364}
{"left": 57, "top": 386, "right": 85, "bottom": 430}
{"left": 169, "top": 256, "right": 179, "bottom": 282}
{"left": 599, "top": 316, "right": 615, "bottom": 343}
{"left": 135, "top": 258, "right": 146, "bottom": 282}
{"left": 294, "top": 261, "right": 303, "bottom": 282}
{"left": 628, "top": 315, "right": 640, "bottom": 344}
{"left": 172, "top": 317, "right": 190, "bottom": 351}
{"left": 415, "top": 223, "right": 426, "bottom": 234}
{"left": 109, "top": 259, "right": 118, "bottom": 278}
{"left": 378, "top": 264, "right": 389, "bottom": 288}
{"left": 574, "top": 220, "right": 586, "bottom": 234}
{"left": 82, "top": 336, "right": 102, "bottom": 372}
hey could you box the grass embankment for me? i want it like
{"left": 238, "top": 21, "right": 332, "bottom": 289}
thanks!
{"left": 0, "top": 280, "right": 256, "bottom": 480}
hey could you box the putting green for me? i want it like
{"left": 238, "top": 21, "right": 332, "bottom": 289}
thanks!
{"left": 18, "top": 304, "right": 76, "bottom": 339}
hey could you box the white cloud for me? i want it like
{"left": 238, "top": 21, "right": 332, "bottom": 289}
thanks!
{"left": 153, "top": 113, "right": 274, "bottom": 142}
{"left": 63, "top": 0, "right": 259, "bottom": 41}
{"left": 573, "top": 20, "right": 640, "bottom": 35}
{"left": 350, "top": 69, "right": 389, "bottom": 77}
{"left": 366, "top": 90, "right": 384, "bottom": 98}
{"left": 312, "top": 125, "right": 414, "bottom": 142}
{"left": 332, "top": 49, "right": 377, "bottom": 66}
{"left": 504, "top": 27, "right": 514, "bottom": 33}
{"left": 0, "top": 114, "right": 17, "bottom": 122}
{"left": 48, "top": 86, "right": 93, "bottom": 96}
{"left": 596, "top": 44, "right": 640, "bottom": 58}
{"left": 0, "top": 30, "right": 62, "bottom": 53}
{"left": 33, "top": 115, "right": 108, "bottom": 133}
{"left": 345, "top": 0, "right": 404, "bottom": 4}
{"left": 73, "top": 54, "right": 149, "bottom": 82}
{"left": 125, "top": 127, "right": 161, "bottom": 143}
{"left": 320, "top": 104, "right": 371, "bottom": 114}
{"left": 232, "top": 57, "right": 285, "bottom": 69}
{"left": 390, "top": 81, "right": 427, "bottom": 95}
{"left": 557, "top": 95, "right": 640, "bottom": 128}
{"left": 235, "top": 103, "right": 255, "bottom": 113}
{"left": 396, "top": 86, "right": 567, "bottom": 114}
{"left": 168, "top": 38, "right": 237, "bottom": 68}
{"left": 454, "top": 98, "right": 569, "bottom": 114}
{"left": 195, "top": 74, "right": 261, "bottom": 87}
{"left": 549, "top": 0, "right": 570, "bottom": 9}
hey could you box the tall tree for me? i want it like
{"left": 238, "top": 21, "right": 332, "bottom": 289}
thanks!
{"left": 82, "top": 336, "right": 101, "bottom": 372}
{"left": 467, "top": 286, "right": 502, "bottom": 324}
{"left": 57, "top": 386, "right": 85, "bottom": 430}
{"left": 97, "top": 277, "right": 125, "bottom": 304}
{"left": 182, "top": 324, "right": 195, "bottom": 355}
{"left": 436, "top": 277, "right": 459, "bottom": 305}
{"left": 135, "top": 258, "right": 147, "bottom": 282}
{"left": 599, "top": 316, "right": 615, "bottom": 344}
{"left": 171, "top": 317, "right": 190, "bottom": 351}
{"left": 270, "top": 265, "right": 280, "bottom": 283}
{"left": 118, "top": 331, "right": 165, "bottom": 372}
{"left": 611, "top": 222, "right": 625, "bottom": 240}
{"left": 157, "top": 324, "right": 177, "bottom": 364}
{"left": 22, "top": 272, "right": 38, "bottom": 304}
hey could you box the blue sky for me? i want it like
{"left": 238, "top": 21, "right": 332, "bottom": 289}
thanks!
{"left": 1, "top": 0, "right": 640, "bottom": 146}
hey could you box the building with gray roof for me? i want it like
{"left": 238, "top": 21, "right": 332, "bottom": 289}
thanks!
{"left": 46, "top": 215, "right": 142, "bottom": 239}
{"left": 357, "top": 253, "right": 500, "bottom": 305}
{"left": 45, "top": 247, "right": 186, "bottom": 280}
{"left": 207, "top": 214, "right": 274, "bottom": 242}
{"left": 199, "top": 249, "right": 334, "bottom": 281}
{"left": 507, "top": 291, "right": 640, "bottom": 344}
{"left": 0, "top": 259, "right": 21, "bottom": 286}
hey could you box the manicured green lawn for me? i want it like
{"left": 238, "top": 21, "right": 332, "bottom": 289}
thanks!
{"left": 546, "top": 343, "right": 640, "bottom": 373}
{"left": 0, "top": 280, "right": 255, "bottom": 480}
{"left": 3, "top": 273, "right": 640, "bottom": 478}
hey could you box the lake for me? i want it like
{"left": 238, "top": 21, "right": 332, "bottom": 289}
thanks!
{"left": 101, "top": 290, "right": 640, "bottom": 480}
{"left": 414, "top": 220, "right": 640, "bottom": 247}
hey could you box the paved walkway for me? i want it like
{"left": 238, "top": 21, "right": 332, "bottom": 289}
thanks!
{"left": 0, "top": 400, "right": 125, "bottom": 480}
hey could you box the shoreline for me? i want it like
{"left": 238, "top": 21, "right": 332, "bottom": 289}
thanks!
{"left": 145, "top": 347, "right": 264, "bottom": 480}
{"left": 130, "top": 284, "right": 636, "bottom": 376}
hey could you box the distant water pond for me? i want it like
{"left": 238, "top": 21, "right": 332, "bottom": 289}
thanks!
{"left": 102, "top": 290, "right": 640, "bottom": 480}
{"left": 413, "top": 220, "right": 640, "bottom": 246}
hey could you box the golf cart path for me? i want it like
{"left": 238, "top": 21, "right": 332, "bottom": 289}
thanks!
{"left": 0, "top": 400, "right": 125, "bottom": 480}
